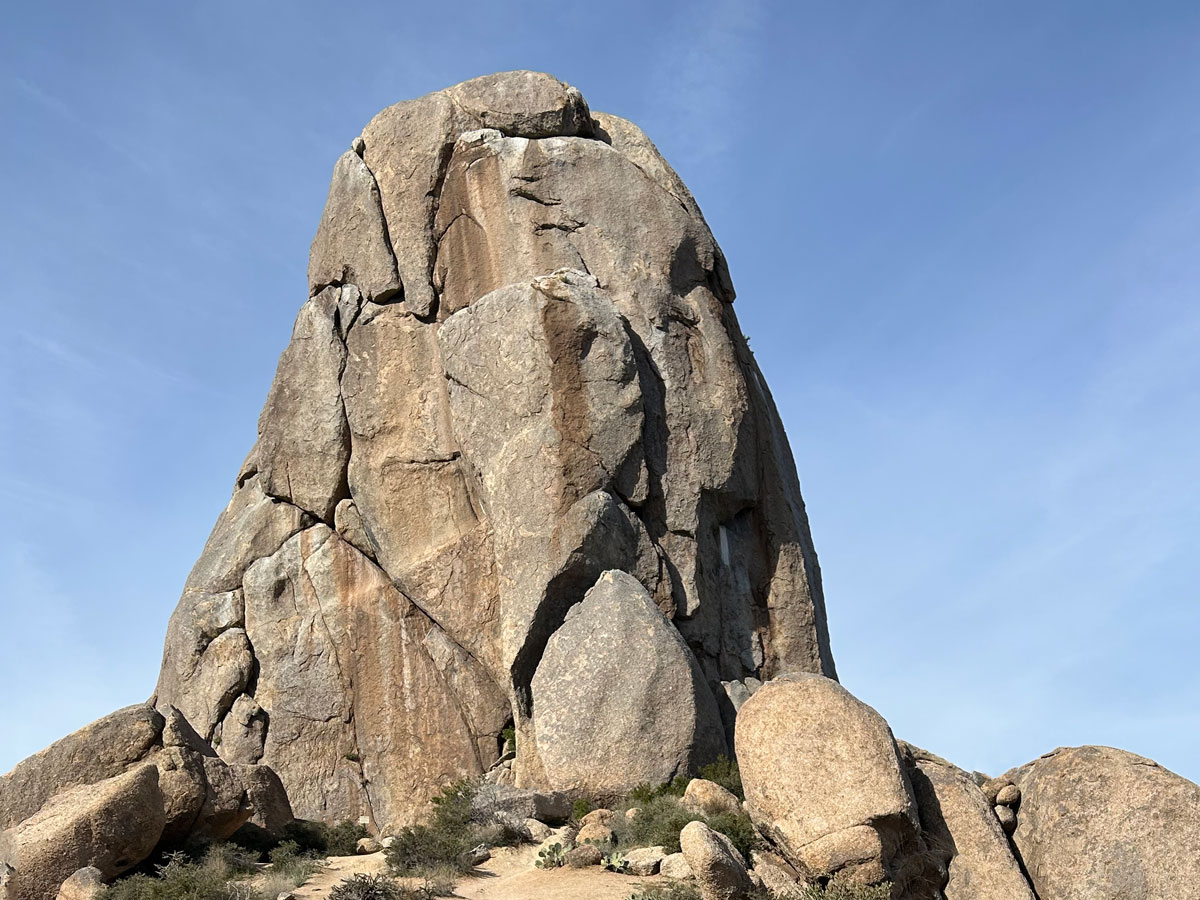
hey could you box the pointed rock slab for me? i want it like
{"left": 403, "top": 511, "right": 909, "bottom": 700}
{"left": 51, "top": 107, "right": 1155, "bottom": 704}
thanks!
{"left": 308, "top": 151, "right": 400, "bottom": 302}
{"left": 0, "top": 765, "right": 166, "bottom": 900}
{"left": 1006, "top": 746, "right": 1200, "bottom": 900}
{"left": 257, "top": 286, "right": 352, "bottom": 521}
{"left": 680, "top": 821, "right": 753, "bottom": 900}
{"left": 531, "top": 570, "right": 725, "bottom": 795}
{"left": 735, "top": 675, "right": 920, "bottom": 886}
{"left": 900, "top": 744, "right": 1035, "bottom": 900}
{"left": 439, "top": 272, "right": 648, "bottom": 687}
{"left": 359, "top": 71, "right": 593, "bottom": 318}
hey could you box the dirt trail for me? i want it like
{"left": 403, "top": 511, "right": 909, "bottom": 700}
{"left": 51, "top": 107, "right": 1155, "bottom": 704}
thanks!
{"left": 290, "top": 847, "right": 664, "bottom": 900}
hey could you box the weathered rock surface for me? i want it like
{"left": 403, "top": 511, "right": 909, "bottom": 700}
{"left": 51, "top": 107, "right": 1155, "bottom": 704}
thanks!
{"left": 680, "top": 821, "right": 753, "bottom": 900}
{"left": 0, "top": 765, "right": 165, "bottom": 900}
{"left": 736, "top": 675, "right": 918, "bottom": 883}
{"left": 148, "top": 70, "right": 836, "bottom": 828}
{"left": 53, "top": 868, "right": 102, "bottom": 900}
{"left": 901, "top": 744, "right": 1034, "bottom": 900}
{"left": 530, "top": 570, "right": 725, "bottom": 794}
{"left": 1006, "top": 745, "right": 1200, "bottom": 900}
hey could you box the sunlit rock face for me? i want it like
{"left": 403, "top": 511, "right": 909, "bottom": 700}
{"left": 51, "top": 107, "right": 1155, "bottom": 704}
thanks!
{"left": 153, "top": 70, "right": 835, "bottom": 829}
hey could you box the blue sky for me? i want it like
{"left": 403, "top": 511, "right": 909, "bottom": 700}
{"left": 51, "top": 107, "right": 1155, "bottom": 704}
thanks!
{"left": 2, "top": 1, "right": 1198, "bottom": 782}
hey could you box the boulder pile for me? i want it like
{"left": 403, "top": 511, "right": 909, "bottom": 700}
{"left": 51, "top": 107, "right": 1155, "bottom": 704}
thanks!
{"left": 3, "top": 71, "right": 1198, "bottom": 900}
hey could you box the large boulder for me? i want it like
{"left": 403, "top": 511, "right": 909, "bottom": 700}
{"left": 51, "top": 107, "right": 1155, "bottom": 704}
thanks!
{"left": 735, "top": 674, "right": 930, "bottom": 888}
{"left": 530, "top": 570, "right": 725, "bottom": 794}
{"left": 0, "top": 765, "right": 166, "bottom": 900}
{"left": 143, "top": 69, "right": 834, "bottom": 827}
{"left": 900, "top": 744, "right": 1034, "bottom": 900}
{"left": 0, "top": 705, "right": 163, "bottom": 831}
{"left": 1006, "top": 745, "right": 1200, "bottom": 900}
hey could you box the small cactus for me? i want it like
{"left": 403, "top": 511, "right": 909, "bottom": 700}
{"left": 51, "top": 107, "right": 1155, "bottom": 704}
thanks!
{"left": 535, "top": 842, "right": 565, "bottom": 869}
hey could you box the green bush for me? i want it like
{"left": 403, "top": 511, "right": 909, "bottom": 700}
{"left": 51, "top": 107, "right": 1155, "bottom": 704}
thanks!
{"left": 696, "top": 756, "right": 743, "bottom": 800}
{"left": 103, "top": 851, "right": 254, "bottom": 900}
{"left": 628, "top": 775, "right": 690, "bottom": 805}
{"left": 329, "top": 874, "right": 401, "bottom": 900}
{"left": 617, "top": 795, "right": 756, "bottom": 859}
{"left": 572, "top": 797, "right": 594, "bottom": 821}
{"left": 385, "top": 825, "right": 472, "bottom": 877}
{"left": 280, "top": 819, "right": 368, "bottom": 857}
{"left": 769, "top": 884, "right": 893, "bottom": 900}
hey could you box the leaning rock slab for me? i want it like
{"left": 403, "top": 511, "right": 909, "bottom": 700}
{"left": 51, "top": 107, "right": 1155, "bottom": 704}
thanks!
{"left": 1007, "top": 745, "right": 1200, "bottom": 900}
{"left": 901, "top": 744, "right": 1034, "bottom": 900}
{"left": 531, "top": 570, "right": 725, "bottom": 795}
{"left": 735, "top": 674, "right": 919, "bottom": 885}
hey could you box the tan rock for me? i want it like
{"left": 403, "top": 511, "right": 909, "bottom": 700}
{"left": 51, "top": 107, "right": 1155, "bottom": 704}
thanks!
{"left": 530, "top": 570, "right": 725, "bottom": 795}
{"left": 578, "top": 809, "right": 614, "bottom": 828}
{"left": 256, "top": 286, "right": 352, "bottom": 520}
{"left": 683, "top": 779, "right": 742, "bottom": 817}
{"left": 0, "top": 765, "right": 166, "bottom": 900}
{"left": 307, "top": 151, "right": 400, "bottom": 303}
{"left": 625, "top": 846, "right": 666, "bottom": 876}
{"left": 735, "top": 674, "right": 917, "bottom": 883}
{"left": 660, "top": 851, "right": 694, "bottom": 880}
{"left": 901, "top": 744, "right": 1034, "bottom": 900}
{"left": 1008, "top": 746, "right": 1200, "bottom": 900}
{"left": 575, "top": 823, "right": 614, "bottom": 849}
{"left": 994, "top": 805, "right": 1016, "bottom": 834}
{"left": 53, "top": 868, "right": 102, "bottom": 900}
{"left": 355, "top": 837, "right": 381, "bottom": 855}
{"left": 749, "top": 850, "right": 803, "bottom": 896}
{"left": 564, "top": 844, "right": 601, "bottom": 868}
{"left": 995, "top": 784, "right": 1021, "bottom": 807}
{"left": 680, "top": 821, "right": 752, "bottom": 900}
{"left": 0, "top": 706, "right": 163, "bottom": 830}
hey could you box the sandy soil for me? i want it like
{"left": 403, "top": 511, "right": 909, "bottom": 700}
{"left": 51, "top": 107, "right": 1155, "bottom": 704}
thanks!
{"left": 288, "top": 847, "right": 664, "bottom": 900}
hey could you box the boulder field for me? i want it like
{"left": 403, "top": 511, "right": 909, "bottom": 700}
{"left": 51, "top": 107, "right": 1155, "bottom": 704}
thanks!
{"left": 3, "top": 72, "right": 1197, "bottom": 900}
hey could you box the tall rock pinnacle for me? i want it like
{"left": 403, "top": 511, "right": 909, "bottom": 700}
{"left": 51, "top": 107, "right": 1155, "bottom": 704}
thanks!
{"left": 152, "top": 71, "right": 835, "bottom": 829}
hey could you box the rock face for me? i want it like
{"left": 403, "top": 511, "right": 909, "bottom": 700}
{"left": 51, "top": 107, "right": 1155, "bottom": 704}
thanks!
{"left": 680, "top": 821, "right": 753, "bottom": 900}
{"left": 153, "top": 70, "right": 836, "bottom": 827}
{"left": 1005, "top": 746, "right": 1200, "bottom": 900}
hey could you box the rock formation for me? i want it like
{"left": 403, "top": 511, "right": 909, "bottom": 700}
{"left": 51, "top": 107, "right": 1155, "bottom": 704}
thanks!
{"left": 151, "top": 70, "right": 836, "bottom": 827}
{"left": 4, "top": 69, "right": 1199, "bottom": 900}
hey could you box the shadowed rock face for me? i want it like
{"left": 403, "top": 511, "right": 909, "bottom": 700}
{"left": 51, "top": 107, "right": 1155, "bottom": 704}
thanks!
{"left": 152, "top": 70, "right": 836, "bottom": 829}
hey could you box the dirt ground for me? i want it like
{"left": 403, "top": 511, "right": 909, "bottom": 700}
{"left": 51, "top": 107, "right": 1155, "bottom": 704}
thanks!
{"left": 288, "top": 846, "right": 665, "bottom": 900}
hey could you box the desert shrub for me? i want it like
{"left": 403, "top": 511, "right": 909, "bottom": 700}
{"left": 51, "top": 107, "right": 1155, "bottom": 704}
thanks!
{"left": 696, "top": 756, "right": 743, "bottom": 800}
{"left": 572, "top": 797, "right": 594, "bottom": 820}
{"left": 767, "top": 884, "right": 893, "bottom": 900}
{"left": 430, "top": 779, "right": 476, "bottom": 831}
{"left": 265, "top": 841, "right": 322, "bottom": 889}
{"left": 627, "top": 883, "right": 702, "bottom": 900}
{"left": 617, "top": 795, "right": 756, "bottom": 859}
{"left": 385, "top": 825, "right": 471, "bottom": 877}
{"left": 278, "top": 819, "right": 367, "bottom": 857}
{"left": 628, "top": 775, "right": 690, "bottom": 805}
{"left": 329, "top": 874, "right": 402, "bottom": 900}
{"left": 104, "top": 851, "right": 251, "bottom": 900}
{"left": 201, "top": 843, "right": 261, "bottom": 879}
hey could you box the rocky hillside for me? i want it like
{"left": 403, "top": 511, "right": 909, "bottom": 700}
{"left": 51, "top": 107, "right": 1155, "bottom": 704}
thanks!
{"left": 3, "top": 72, "right": 1198, "bottom": 900}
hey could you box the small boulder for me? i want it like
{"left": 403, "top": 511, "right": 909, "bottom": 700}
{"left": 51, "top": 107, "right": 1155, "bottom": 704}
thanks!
{"left": 54, "top": 868, "right": 103, "bottom": 900}
{"left": 470, "top": 784, "right": 571, "bottom": 825}
{"left": 355, "top": 837, "right": 381, "bottom": 855}
{"left": 680, "top": 821, "right": 753, "bottom": 900}
{"left": 524, "top": 818, "right": 551, "bottom": 842}
{"left": 575, "top": 822, "right": 614, "bottom": 848}
{"left": 565, "top": 844, "right": 603, "bottom": 868}
{"left": 684, "top": 779, "right": 742, "bottom": 817}
{"left": 660, "top": 852, "right": 694, "bottom": 880}
{"left": 750, "top": 850, "right": 804, "bottom": 896}
{"left": 995, "top": 784, "right": 1021, "bottom": 807}
{"left": 625, "top": 807, "right": 641, "bottom": 821}
{"left": 578, "top": 809, "right": 614, "bottom": 828}
{"left": 993, "top": 805, "right": 1017, "bottom": 834}
{"left": 625, "top": 846, "right": 666, "bottom": 876}
{"left": 980, "top": 777, "right": 1013, "bottom": 806}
